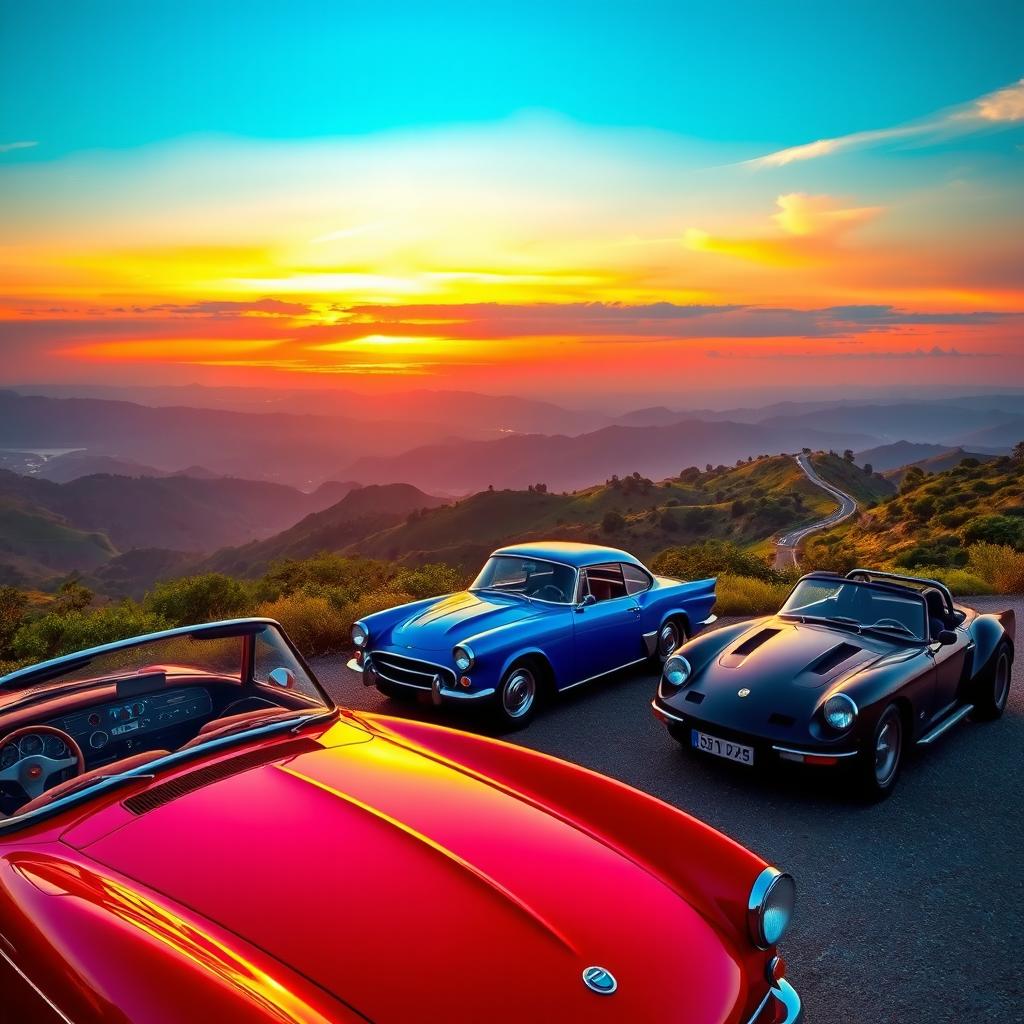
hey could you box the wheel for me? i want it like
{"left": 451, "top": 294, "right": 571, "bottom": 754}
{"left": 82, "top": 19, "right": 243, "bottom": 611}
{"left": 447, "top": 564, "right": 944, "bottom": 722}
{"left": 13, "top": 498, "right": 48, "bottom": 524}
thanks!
{"left": 855, "top": 703, "right": 903, "bottom": 800}
{"left": 974, "top": 642, "right": 1012, "bottom": 720}
{"left": 493, "top": 663, "right": 539, "bottom": 730}
{"left": 656, "top": 619, "right": 689, "bottom": 664}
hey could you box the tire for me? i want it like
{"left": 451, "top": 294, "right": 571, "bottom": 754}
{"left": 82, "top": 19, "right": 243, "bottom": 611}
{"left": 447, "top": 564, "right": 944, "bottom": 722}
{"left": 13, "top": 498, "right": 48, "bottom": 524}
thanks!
{"left": 855, "top": 703, "right": 903, "bottom": 801}
{"left": 492, "top": 663, "right": 540, "bottom": 731}
{"left": 974, "top": 642, "right": 1012, "bottom": 720}
{"left": 656, "top": 619, "right": 689, "bottom": 665}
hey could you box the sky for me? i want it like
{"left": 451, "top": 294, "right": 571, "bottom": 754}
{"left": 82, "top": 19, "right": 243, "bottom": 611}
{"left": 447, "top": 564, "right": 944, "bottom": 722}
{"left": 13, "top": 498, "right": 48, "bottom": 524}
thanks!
{"left": 1, "top": 0, "right": 1023, "bottom": 404}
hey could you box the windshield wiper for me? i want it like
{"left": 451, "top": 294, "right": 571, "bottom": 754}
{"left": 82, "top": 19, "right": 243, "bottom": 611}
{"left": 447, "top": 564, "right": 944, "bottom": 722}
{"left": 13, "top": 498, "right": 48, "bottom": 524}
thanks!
{"left": 473, "top": 587, "right": 532, "bottom": 603}
{"left": 821, "top": 616, "right": 863, "bottom": 632}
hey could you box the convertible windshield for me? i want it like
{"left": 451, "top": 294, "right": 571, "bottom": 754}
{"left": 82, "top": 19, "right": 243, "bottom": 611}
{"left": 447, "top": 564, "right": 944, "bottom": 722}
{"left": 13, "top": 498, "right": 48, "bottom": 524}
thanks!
{"left": 471, "top": 556, "right": 576, "bottom": 604}
{"left": 0, "top": 621, "right": 332, "bottom": 711}
{"left": 780, "top": 579, "right": 927, "bottom": 641}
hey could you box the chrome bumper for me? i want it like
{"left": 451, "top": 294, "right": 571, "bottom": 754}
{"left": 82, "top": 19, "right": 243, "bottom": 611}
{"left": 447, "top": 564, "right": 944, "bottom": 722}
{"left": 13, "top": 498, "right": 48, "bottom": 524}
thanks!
{"left": 347, "top": 655, "right": 495, "bottom": 702}
{"left": 747, "top": 978, "right": 802, "bottom": 1023}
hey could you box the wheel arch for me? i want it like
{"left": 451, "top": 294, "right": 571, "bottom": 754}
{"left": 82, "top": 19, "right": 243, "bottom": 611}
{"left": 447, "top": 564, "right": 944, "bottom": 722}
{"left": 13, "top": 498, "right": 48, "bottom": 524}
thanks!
{"left": 499, "top": 647, "right": 557, "bottom": 697}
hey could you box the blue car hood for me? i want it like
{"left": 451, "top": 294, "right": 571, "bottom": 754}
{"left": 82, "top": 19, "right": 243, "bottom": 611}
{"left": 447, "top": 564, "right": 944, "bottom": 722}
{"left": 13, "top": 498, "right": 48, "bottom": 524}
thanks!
{"left": 388, "top": 591, "right": 544, "bottom": 653}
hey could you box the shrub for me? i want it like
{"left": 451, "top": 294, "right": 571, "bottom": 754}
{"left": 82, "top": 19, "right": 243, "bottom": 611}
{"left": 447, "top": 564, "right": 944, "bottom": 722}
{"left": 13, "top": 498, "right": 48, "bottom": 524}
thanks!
{"left": 967, "top": 543, "right": 1024, "bottom": 593}
{"left": 962, "top": 515, "right": 1024, "bottom": 550}
{"left": 254, "top": 593, "right": 348, "bottom": 657}
{"left": 602, "top": 510, "right": 625, "bottom": 533}
{"left": 144, "top": 573, "right": 251, "bottom": 626}
{"left": 713, "top": 574, "right": 792, "bottom": 616}
{"left": 10, "top": 603, "right": 169, "bottom": 662}
{"left": 0, "top": 585, "right": 28, "bottom": 654}
{"left": 652, "top": 541, "right": 781, "bottom": 583}
{"left": 393, "top": 563, "right": 466, "bottom": 599}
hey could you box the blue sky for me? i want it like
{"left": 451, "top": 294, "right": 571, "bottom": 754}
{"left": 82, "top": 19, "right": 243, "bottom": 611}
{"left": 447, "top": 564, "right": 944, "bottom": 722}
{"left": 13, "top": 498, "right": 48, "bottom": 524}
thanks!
{"left": 3, "top": 0, "right": 1024, "bottom": 157}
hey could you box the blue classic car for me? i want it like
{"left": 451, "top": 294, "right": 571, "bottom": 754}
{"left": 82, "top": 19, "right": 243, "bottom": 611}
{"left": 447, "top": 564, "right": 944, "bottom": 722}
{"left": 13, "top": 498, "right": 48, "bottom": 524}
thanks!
{"left": 347, "top": 542, "right": 717, "bottom": 727}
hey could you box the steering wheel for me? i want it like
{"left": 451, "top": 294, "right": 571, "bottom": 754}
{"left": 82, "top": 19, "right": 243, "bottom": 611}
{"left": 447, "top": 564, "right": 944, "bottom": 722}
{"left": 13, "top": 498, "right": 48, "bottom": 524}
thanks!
{"left": 535, "top": 584, "right": 565, "bottom": 602}
{"left": 0, "top": 726, "right": 85, "bottom": 804}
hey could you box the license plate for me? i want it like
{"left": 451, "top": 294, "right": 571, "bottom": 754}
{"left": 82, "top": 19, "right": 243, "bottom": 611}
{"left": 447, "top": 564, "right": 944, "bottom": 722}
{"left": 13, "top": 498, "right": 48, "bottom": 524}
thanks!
{"left": 691, "top": 729, "right": 754, "bottom": 765}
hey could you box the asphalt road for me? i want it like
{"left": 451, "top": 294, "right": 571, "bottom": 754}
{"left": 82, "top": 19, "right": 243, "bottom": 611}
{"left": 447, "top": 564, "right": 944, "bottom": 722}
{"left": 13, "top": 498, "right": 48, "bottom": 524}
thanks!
{"left": 312, "top": 594, "right": 1024, "bottom": 1024}
{"left": 774, "top": 454, "right": 860, "bottom": 569}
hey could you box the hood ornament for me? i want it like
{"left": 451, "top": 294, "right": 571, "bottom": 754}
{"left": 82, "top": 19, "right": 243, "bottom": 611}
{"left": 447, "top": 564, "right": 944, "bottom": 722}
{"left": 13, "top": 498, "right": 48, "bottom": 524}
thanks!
{"left": 737, "top": 688, "right": 751, "bottom": 697}
{"left": 582, "top": 965, "right": 617, "bottom": 995}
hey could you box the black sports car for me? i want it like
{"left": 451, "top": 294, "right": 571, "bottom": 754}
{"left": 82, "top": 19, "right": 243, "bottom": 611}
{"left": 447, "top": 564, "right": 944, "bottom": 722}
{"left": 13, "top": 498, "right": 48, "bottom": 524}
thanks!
{"left": 652, "top": 569, "right": 1014, "bottom": 798}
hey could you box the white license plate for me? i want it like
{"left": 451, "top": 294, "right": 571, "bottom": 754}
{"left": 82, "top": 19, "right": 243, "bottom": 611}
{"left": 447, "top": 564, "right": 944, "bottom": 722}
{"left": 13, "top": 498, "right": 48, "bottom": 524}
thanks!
{"left": 691, "top": 730, "right": 755, "bottom": 765}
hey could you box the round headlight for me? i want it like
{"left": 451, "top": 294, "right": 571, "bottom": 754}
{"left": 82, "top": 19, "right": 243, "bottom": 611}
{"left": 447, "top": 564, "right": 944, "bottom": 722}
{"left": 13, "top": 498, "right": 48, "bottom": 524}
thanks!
{"left": 823, "top": 693, "right": 858, "bottom": 732}
{"left": 351, "top": 622, "right": 369, "bottom": 649}
{"left": 748, "top": 867, "right": 796, "bottom": 949}
{"left": 453, "top": 644, "right": 474, "bottom": 672}
{"left": 663, "top": 655, "right": 691, "bottom": 688}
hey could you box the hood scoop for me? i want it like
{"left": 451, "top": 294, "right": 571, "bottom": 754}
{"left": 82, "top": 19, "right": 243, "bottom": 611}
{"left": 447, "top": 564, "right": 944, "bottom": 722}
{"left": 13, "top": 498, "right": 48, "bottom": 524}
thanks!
{"left": 809, "top": 642, "right": 861, "bottom": 676}
{"left": 720, "top": 628, "right": 781, "bottom": 668}
{"left": 123, "top": 738, "right": 319, "bottom": 816}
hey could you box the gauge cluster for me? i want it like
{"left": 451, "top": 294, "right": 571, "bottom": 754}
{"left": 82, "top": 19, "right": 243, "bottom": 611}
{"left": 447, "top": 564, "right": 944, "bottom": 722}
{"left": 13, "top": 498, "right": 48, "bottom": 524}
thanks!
{"left": 47, "top": 687, "right": 213, "bottom": 755}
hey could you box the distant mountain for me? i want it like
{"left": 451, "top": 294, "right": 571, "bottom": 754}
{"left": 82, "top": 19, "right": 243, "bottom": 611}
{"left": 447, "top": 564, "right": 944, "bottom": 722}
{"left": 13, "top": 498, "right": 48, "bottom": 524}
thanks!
{"left": 0, "top": 470, "right": 375, "bottom": 584}
{"left": 340, "top": 420, "right": 880, "bottom": 494}
{"left": 952, "top": 416, "right": 1024, "bottom": 451}
{"left": 203, "top": 484, "right": 446, "bottom": 576}
{"left": 35, "top": 452, "right": 172, "bottom": 483}
{"left": 854, "top": 442, "right": 955, "bottom": 472}
{"left": 882, "top": 448, "right": 995, "bottom": 484}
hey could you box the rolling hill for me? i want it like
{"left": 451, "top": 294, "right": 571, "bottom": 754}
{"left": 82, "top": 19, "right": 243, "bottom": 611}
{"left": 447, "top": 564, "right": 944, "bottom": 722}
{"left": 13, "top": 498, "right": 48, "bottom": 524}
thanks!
{"left": 341, "top": 420, "right": 880, "bottom": 494}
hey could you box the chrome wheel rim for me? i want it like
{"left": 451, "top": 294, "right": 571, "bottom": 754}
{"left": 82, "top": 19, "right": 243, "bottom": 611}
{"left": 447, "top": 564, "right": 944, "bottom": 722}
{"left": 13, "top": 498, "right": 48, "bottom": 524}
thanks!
{"left": 503, "top": 668, "right": 536, "bottom": 719}
{"left": 994, "top": 652, "right": 1010, "bottom": 710}
{"left": 659, "top": 623, "right": 680, "bottom": 659}
{"left": 874, "top": 710, "right": 901, "bottom": 787}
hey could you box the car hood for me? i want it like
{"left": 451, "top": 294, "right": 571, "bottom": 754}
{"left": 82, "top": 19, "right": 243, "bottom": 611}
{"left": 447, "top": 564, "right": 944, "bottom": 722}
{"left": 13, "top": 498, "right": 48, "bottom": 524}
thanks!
{"left": 386, "top": 590, "right": 547, "bottom": 652}
{"left": 78, "top": 725, "right": 748, "bottom": 1023}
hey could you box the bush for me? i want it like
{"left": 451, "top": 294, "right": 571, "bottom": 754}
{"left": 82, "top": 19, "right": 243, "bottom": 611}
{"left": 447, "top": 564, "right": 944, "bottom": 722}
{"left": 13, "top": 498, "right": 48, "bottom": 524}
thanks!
{"left": 602, "top": 510, "right": 625, "bottom": 533}
{"left": 963, "top": 515, "right": 1024, "bottom": 550}
{"left": 10, "top": 603, "right": 170, "bottom": 662}
{"left": 967, "top": 543, "right": 1024, "bottom": 593}
{"left": 392, "top": 563, "right": 465, "bottom": 599}
{"left": 144, "top": 573, "right": 251, "bottom": 626}
{"left": 254, "top": 593, "right": 349, "bottom": 657}
{"left": 652, "top": 541, "right": 783, "bottom": 583}
{"left": 713, "top": 574, "right": 792, "bottom": 616}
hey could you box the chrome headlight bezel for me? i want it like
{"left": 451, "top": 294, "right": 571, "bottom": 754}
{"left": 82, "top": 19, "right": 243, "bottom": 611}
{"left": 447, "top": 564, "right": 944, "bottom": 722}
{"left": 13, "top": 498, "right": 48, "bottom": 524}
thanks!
{"left": 747, "top": 867, "right": 796, "bottom": 949}
{"left": 662, "top": 655, "right": 691, "bottom": 688}
{"left": 351, "top": 622, "right": 369, "bottom": 649}
{"left": 822, "top": 692, "right": 858, "bottom": 732}
{"left": 453, "top": 644, "right": 475, "bottom": 673}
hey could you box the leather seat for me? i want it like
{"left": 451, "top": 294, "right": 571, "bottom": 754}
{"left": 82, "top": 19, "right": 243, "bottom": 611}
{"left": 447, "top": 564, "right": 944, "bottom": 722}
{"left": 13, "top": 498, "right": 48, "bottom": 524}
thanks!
{"left": 179, "top": 708, "right": 289, "bottom": 750}
{"left": 19, "top": 750, "right": 171, "bottom": 815}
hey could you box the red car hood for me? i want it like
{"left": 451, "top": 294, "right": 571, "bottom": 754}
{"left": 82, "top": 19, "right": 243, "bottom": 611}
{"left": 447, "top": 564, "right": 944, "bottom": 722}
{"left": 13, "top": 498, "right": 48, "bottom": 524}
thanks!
{"left": 78, "top": 727, "right": 748, "bottom": 1023}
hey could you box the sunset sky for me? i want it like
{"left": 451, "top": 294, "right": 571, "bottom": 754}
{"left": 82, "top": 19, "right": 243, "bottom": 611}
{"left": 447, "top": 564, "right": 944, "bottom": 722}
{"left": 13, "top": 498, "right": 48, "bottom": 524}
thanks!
{"left": 1, "top": 1, "right": 1022, "bottom": 405}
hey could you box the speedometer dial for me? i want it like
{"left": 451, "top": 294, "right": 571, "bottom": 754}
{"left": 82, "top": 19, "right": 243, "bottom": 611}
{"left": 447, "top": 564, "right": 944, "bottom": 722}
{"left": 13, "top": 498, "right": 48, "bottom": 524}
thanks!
{"left": 0, "top": 744, "right": 17, "bottom": 769}
{"left": 19, "top": 734, "right": 43, "bottom": 757}
{"left": 44, "top": 735, "right": 68, "bottom": 759}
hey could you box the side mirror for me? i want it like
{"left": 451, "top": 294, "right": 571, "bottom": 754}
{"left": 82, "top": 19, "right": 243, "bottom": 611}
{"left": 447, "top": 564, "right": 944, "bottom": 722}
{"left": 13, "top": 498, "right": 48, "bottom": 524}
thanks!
{"left": 936, "top": 630, "right": 957, "bottom": 647}
{"left": 267, "top": 667, "right": 296, "bottom": 688}
{"left": 576, "top": 594, "right": 597, "bottom": 611}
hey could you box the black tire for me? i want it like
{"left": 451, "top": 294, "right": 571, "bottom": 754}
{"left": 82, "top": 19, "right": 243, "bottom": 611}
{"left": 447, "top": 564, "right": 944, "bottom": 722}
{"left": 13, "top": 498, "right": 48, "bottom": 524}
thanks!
{"left": 974, "top": 642, "right": 1012, "bottom": 720}
{"left": 656, "top": 619, "right": 689, "bottom": 665}
{"left": 491, "top": 662, "right": 541, "bottom": 731}
{"left": 854, "top": 703, "right": 903, "bottom": 801}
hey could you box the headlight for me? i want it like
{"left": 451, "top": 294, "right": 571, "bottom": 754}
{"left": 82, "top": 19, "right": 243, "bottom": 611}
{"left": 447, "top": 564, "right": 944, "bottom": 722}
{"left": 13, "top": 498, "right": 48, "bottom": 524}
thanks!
{"left": 453, "top": 644, "right": 474, "bottom": 672}
{"left": 823, "top": 693, "right": 858, "bottom": 732}
{"left": 747, "top": 867, "right": 796, "bottom": 949}
{"left": 351, "top": 622, "right": 369, "bottom": 649}
{"left": 663, "top": 655, "right": 691, "bottom": 688}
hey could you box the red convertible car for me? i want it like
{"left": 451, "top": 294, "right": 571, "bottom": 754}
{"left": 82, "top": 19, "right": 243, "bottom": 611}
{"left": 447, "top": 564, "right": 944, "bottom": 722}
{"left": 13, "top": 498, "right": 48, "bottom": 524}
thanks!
{"left": 0, "top": 619, "right": 801, "bottom": 1023}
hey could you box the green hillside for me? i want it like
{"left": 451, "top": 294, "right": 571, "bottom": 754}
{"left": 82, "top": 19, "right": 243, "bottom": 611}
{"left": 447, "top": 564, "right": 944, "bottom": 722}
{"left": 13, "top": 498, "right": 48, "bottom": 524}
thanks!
{"left": 342, "top": 454, "right": 887, "bottom": 569}
{"left": 810, "top": 452, "right": 896, "bottom": 505}
{"left": 805, "top": 453, "right": 1024, "bottom": 583}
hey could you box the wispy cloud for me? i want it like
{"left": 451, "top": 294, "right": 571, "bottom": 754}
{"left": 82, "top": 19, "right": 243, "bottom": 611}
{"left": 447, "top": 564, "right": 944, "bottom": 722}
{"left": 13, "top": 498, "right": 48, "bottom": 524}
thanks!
{"left": 708, "top": 345, "right": 999, "bottom": 361}
{"left": 0, "top": 140, "right": 38, "bottom": 154}
{"left": 747, "top": 78, "right": 1024, "bottom": 168}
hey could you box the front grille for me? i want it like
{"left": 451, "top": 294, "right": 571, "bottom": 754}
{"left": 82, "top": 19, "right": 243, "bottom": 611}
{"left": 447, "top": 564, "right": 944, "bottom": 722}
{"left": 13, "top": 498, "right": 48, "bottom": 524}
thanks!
{"left": 371, "top": 652, "right": 456, "bottom": 691}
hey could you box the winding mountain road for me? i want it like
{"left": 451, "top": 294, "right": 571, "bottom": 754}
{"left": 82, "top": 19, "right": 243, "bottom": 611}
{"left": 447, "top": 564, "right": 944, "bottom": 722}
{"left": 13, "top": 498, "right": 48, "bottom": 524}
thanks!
{"left": 773, "top": 452, "right": 858, "bottom": 569}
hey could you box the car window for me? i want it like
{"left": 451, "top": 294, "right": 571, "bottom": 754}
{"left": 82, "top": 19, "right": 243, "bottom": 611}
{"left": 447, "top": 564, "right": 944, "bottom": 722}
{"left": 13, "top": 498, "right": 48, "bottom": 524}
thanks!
{"left": 584, "top": 563, "right": 629, "bottom": 603}
{"left": 621, "top": 563, "right": 652, "bottom": 595}
{"left": 470, "top": 556, "right": 576, "bottom": 603}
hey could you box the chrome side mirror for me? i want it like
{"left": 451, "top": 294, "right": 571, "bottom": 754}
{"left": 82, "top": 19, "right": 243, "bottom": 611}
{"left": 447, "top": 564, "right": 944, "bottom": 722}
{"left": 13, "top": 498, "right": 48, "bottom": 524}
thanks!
{"left": 268, "top": 667, "right": 296, "bottom": 688}
{"left": 576, "top": 594, "right": 597, "bottom": 612}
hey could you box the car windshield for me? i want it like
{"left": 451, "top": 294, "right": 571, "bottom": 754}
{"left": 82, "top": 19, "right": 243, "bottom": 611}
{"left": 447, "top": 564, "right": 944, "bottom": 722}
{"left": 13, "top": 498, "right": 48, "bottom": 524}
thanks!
{"left": 0, "top": 621, "right": 332, "bottom": 712}
{"left": 470, "top": 556, "right": 576, "bottom": 604}
{"left": 780, "top": 578, "right": 927, "bottom": 641}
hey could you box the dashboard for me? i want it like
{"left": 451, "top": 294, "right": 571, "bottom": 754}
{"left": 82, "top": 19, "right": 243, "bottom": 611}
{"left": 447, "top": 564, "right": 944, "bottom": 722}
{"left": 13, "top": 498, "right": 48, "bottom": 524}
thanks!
{"left": 47, "top": 686, "right": 213, "bottom": 758}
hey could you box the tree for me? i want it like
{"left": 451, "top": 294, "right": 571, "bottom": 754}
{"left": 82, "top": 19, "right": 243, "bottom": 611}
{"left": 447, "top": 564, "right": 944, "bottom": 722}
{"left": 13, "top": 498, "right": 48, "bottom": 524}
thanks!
{"left": 1013, "top": 441, "right": 1024, "bottom": 465}
{"left": 862, "top": 463, "right": 873, "bottom": 476}
{"left": 843, "top": 449, "right": 855, "bottom": 463}
{"left": 144, "top": 573, "right": 249, "bottom": 627}
{"left": 0, "top": 586, "right": 28, "bottom": 653}
{"left": 54, "top": 578, "right": 93, "bottom": 614}
{"left": 601, "top": 510, "right": 625, "bottom": 533}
